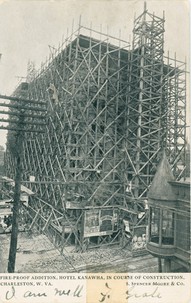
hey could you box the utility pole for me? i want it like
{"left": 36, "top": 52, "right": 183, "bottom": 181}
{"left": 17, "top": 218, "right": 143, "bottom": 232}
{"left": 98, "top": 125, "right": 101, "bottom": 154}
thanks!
{"left": 7, "top": 111, "right": 24, "bottom": 272}
{"left": 0, "top": 86, "right": 47, "bottom": 272}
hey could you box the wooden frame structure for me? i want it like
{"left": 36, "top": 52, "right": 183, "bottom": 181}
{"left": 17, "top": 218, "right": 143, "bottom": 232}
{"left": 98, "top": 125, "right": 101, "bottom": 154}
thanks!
{"left": 4, "top": 6, "right": 187, "bottom": 250}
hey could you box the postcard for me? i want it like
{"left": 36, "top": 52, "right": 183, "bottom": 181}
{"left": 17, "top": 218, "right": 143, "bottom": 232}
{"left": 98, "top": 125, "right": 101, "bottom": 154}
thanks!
{"left": 0, "top": 0, "right": 190, "bottom": 302}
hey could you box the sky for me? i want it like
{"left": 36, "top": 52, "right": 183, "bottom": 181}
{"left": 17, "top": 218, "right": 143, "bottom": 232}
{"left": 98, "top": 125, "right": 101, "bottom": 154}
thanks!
{"left": 0, "top": 0, "right": 190, "bottom": 147}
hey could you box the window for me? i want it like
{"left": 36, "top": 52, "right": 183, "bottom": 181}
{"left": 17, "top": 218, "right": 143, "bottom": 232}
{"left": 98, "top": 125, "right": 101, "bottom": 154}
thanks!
{"left": 162, "top": 210, "right": 174, "bottom": 245}
{"left": 149, "top": 207, "right": 174, "bottom": 246}
{"left": 150, "top": 207, "right": 160, "bottom": 244}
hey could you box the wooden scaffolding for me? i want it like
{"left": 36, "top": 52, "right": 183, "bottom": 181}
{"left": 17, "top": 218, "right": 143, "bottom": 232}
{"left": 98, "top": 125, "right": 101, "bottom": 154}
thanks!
{"left": 4, "top": 6, "right": 187, "bottom": 250}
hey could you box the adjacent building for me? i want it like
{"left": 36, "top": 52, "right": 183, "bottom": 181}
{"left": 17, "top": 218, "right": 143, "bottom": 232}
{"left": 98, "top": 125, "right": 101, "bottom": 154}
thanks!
{"left": 147, "top": 152, "right": 190, "bottom": 272}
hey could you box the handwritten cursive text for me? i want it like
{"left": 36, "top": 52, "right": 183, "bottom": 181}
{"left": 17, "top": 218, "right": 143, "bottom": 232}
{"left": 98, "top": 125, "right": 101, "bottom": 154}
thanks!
{"left": 126, "top": 285, "right": 162, "bottom": 299}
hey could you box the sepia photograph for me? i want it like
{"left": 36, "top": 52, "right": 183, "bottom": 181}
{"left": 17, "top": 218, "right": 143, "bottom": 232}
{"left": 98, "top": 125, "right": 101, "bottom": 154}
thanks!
{"left": 0, "top": 0, "right": 190, "bottom": 280}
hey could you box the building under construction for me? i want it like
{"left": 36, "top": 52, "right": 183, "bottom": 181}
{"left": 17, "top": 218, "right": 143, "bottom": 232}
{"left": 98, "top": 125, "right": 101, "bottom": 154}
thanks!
{"left": 4, "top": 6, "right": 187, "bottom": 252}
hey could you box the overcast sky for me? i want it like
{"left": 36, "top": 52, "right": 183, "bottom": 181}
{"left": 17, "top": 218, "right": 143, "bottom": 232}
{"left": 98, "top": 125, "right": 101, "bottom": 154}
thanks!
{"left": 0, "top": 0, "right": 190, "bottom": 147}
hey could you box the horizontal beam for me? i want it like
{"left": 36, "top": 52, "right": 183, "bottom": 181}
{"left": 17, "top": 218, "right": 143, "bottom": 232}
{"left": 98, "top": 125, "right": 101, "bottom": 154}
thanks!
{"left": 0, "top": 102, "right": 47, "bottom": 112}
{"left": 0, "top": 110, "right": 47, "bottom": 119}
{"left": 22, "top": 180, "right": 123, "bottom": 185}
{"left": 0, "top": 118, "right": 46, "bottom": 126}
{"left": 0, "top": 94, "right": 47, "bottom": 105}
{"left": 0, "top": 126, "right": 45, "bottom": 133}
{"left": 81, "top": 25, "right": 130, "bottom": 44}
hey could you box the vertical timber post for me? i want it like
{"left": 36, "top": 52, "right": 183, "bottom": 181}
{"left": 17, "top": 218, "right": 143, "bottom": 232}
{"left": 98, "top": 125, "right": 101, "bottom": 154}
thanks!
{"left": 80, "top": 210, "right": 85, "bottom": 252}
{"left": 60, "top": 214, "right": 65, "bottom": 255}
{"left": 8, "top": 112, "right": 24, "bottom": 273}
{"left": 158, "top": 258, "right": 162, "bottom": 273}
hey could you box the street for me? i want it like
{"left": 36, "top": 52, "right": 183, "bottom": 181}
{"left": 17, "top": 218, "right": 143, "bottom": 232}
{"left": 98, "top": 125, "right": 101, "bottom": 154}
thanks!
{"left": 0, "top": 232, "right": 158, "bottom": 273}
